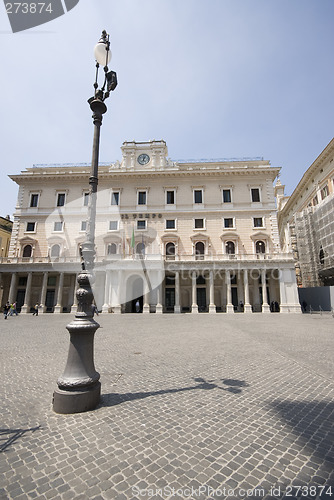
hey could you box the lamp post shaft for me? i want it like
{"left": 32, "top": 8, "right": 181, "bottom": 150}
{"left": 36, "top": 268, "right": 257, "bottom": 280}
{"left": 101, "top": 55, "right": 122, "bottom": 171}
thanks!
{"left": 53, "top": 30, "right": 116, "bottom": 414}
{"left": 52, "top": 101, "right": 107, "bottom": 414}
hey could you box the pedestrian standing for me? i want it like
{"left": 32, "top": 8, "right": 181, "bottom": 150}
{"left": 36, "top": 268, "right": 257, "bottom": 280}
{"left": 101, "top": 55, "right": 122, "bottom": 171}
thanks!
{"left": 3, "top": 302, "right": 10, "bottom": 319}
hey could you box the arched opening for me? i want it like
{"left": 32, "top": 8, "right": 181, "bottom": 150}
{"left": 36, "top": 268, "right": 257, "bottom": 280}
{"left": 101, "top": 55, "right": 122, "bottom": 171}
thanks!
{"left": 255, "top": 240, "right": 266, "bottom": 254}
{"left": 107, "top": 243, "right": 117, "bottom": 255}
{"left": 22, "top": 244, "right": 32, "bottom": 258}
{"left": 136, "top": 242, "right": 145, "bottom": 256}
{"left": 166, "top": 242, "right": 175, "bottom": 260}
{"left": 125, "top": 275, "right": 144, "bottom": 313}
{"left": 195, "top": 241, "right": 205, "bottom": 260}
{"left": 225, "top": 241, "right": 235, "bottom": 254}
{"left": 50, "top": 244, "right": 60, "bottom": 258}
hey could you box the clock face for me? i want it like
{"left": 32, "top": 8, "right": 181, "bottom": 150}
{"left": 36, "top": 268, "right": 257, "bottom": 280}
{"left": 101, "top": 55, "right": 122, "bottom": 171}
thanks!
{"left": 137, "top": 153, "right": 150, "bottom": 165}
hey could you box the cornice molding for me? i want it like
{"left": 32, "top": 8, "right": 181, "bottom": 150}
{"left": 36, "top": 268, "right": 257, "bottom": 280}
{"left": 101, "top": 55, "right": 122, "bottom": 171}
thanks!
{"left": 281, "top": 137, "right": 334, "bottom": 216}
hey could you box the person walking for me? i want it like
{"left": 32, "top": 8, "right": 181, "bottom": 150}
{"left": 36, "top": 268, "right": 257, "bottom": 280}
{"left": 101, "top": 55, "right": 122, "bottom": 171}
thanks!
{"left": 3, "top": 302, "right": 10, "bottom": 319}
{"left": 32, "top": 303, "right": 39, "bottom": 316}
{"left": 12, "top": 302, "right": 18, "bottom": 316}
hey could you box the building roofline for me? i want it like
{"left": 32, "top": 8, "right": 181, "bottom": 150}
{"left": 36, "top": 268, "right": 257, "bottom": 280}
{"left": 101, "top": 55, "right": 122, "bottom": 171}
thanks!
{"left": 281, "top": 137, "right": 334, "bottom": 215}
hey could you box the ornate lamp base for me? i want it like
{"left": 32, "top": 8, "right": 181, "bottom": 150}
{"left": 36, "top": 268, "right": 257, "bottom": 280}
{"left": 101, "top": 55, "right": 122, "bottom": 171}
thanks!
{"left": 53, "top": 382, "right": 101, "bottom": 414}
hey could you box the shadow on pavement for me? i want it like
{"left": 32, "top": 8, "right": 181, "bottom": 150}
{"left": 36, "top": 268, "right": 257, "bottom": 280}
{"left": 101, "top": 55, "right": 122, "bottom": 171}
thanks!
{"left": 100, "top": 376, "right": 249, "bottom": 407}
{"left": 271, "top": 400, "right": 334, "bottom": 470}
{"left": 0, "top": 426, "right": 40, "bottom": 452}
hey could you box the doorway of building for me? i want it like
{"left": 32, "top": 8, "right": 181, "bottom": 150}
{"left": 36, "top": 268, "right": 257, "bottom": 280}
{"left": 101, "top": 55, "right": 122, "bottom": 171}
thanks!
{"left": 45, "top": 290, "right": 55, "bottom": 312}
{"left": 16, "top": 290, "right": 25, "bottom": 312}
{"left": 197, "top": 288, "right": 207, "bottom": 312}
{"left": 232, "top": 288, "right": 238, "bottom": 310}
{"left": 165, "top": 288, "right": 175, "bottom": 312}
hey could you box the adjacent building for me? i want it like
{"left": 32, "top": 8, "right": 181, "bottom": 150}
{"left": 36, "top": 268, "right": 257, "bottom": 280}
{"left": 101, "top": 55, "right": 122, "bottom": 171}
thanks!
{"left": 277, "top": 138, "right": 334, "bottom": 289}
{"left": 0, "top": 140, "right": 300, "bottom": 314}
{"left": 0, "top": 215, "right": 12, "bottom": 258}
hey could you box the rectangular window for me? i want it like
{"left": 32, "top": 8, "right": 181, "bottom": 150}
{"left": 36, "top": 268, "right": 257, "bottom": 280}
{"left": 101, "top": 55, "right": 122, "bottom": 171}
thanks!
{"left": 194, "top": 190, "right": 203, "bottom": 204}
{"left": 194, "top": 218, "right": 204, "bottom": 229}
{"left": 30, "top": 194, "right": 39, "bottom": 207}
{"left": 137, "top": 220, "right": 146, "bottom": 230}
{"left": 165, "top": 275, "right": 175, "bottom": 285}
{"left": 54, "top": 221, "right": 63, "bottom": 232}
{"left": 321, "top": 185, "right": 329, "bottom": 200}
{"left": 166, "top": 219, "right": 176, "bottom": 230}
{"left": 224, "top": 218, "right": 234, "bottom": 229}
{"left": 253, "top": 217, "right": 263, "bottom": 228}
{"left": 166, "top": 190, "right": 175, "bottom": 204}
{"left": 57, "top": 193, "right": 65, "bottom": 207}
{"left": 251, "top": 188, "right": 261, "bottom": 202}
{"left": 83, "top": 192, "right": 89, "bottom": 206}
{"left": 47, "top": 276, "right": 57, "bottom": 286}
{"left": 223, "top": 189, "right": 231, "bottom": 203}
{"left": 111, "top": 192, "right": 119, "bottom": 205}
{"left": 109, "top": 221, "right": 118, "bottom": 231}
{"left": 26, "top": 222, "right": 36, "bottom": 232}
{"left": 81, "top": 221, "right": 87, "bottom": 231}
{"left": 138, "top": 191, "right": 147, "bottom": 205}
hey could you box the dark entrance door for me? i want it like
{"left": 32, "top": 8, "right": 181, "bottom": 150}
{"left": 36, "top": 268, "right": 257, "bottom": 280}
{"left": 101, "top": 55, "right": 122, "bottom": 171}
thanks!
{"left": 131, "top": 295, "right": 143, "bottom": 313}
{"left": 16, "top": 290, "right": 25, "bottom": 312}
{"left": 45, "top": 289, "right": 55, "bottom": 312}
{"left": 165, "top": 288, "right": 175, "bottom": 312}
{"left": 197, "top": 288, "right": 206, "bottom": 312}
{"left": 232, "top": 288, "right": 238, "bottom": 310}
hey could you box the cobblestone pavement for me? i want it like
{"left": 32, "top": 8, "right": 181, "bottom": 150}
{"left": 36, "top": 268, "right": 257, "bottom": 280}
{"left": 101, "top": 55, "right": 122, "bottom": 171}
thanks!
{"left": 0, "top": 313, "right": 334, "bottom": 500}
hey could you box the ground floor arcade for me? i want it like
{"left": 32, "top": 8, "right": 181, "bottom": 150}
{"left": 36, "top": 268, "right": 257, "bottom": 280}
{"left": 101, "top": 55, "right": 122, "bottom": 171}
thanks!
{"left": 0, "top": 261, "right": 301, "bottom": 313}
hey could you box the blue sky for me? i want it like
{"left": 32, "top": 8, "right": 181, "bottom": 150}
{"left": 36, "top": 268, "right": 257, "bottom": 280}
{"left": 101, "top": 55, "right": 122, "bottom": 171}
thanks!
{"left": 0, "top": 0, "right": 333, "bottom": 217}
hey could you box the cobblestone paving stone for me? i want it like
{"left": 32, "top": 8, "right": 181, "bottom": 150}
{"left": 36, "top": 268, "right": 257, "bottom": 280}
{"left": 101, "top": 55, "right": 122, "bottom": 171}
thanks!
{"left": 0, "top": 313, "right": 333, "bottom": 500}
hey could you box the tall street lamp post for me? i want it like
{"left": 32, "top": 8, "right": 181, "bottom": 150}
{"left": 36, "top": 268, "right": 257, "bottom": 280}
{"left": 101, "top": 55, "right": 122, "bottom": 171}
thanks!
{"left": 53, "top": 30, "right": 117, "bottom": 414}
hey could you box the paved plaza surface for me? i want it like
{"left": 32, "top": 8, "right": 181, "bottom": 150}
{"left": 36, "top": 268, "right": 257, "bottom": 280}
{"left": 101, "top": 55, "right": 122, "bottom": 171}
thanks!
{"left": 0, "top": 313, "right": 334, "bottom": 500}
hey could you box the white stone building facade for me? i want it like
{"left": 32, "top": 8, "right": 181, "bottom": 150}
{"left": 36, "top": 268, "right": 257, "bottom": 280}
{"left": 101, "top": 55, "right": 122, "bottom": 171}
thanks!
{"left": 0, "top": 140, "right": 301, "bottom": 314}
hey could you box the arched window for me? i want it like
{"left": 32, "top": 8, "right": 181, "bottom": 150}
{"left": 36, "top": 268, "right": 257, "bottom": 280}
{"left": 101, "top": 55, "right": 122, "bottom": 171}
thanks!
{"left": 50, "top": 244, "right": 60, "bottom": 258}
{"left": 136, "top": 242, "right": 145, "bottom": 256}
{"left": 195, "top": 241, "right": 205, "bottom": 260}
{"left": 256, "top": 240, "right": 266, "bottom": 254}
{"left": 225, "top": 241, "right": 235, "bottom": 254}
{"left": 166, "top": 242, "right": 175, "bottom": 260}
{"left": 107, "top": 243, "right": 117, "bottom": 255}
{"left": 22, "top": 244, "right": 32, "bottom": 258}
{"left": 319, "top": 246, "right": 324, "bottom": 266}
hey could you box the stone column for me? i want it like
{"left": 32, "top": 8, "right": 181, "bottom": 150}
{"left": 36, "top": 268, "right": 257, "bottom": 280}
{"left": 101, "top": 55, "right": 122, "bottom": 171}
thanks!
{"left": 209, "top": 270, "right": 216, "bottom": 313}
{"left": 102, "top": 270, "right": 111, "bottom": 313}
{"left": 262, "top": 269, "right": 270, "bottom": 313}
{"left": 253, "top": 272, "right": 261, "bottom": 312}
{"left": 40, "top": 272, "right": 48, "bottom": 313}
{"left": 226, "top": 271, "right": 234, "bottom": 313}
{"left": 155, "top": 271, "right": 163, "bottom": 314}
{"left": 174, "top": 271, "right": 181, "bottom": 313}
{"left": 279, "top": 272, "right": 288, "bottom": 313}
{"left": 113, "top": 270, "right": 122, "bottom": 314}
{"left": 21, "top": 272, "right": 32, "bottom": 313}
{"left": 191, "top": 271, "right": 198, "bottom": 313}
{"left": 8, "top": 272, "right": 17, "bottom": 304}
{"left": 143, "top": 288, "right": 150, "bottom": 314}
{"left": 243, "top": 269, "right": 252, "bottom": 313}
{"left": 71, "top": 274, "right": 79, "bottom": 314}
{"left": 0, "top": 272, "right": 3, "bottom": 307}
{"left": 54, "top": 272, "right": 64, "bottom": 314}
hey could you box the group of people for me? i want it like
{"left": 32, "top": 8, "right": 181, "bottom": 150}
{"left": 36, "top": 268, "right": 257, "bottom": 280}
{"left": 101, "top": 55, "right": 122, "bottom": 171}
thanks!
{"left": 3, "top": 302, "right": 41, "bottom": 318}
{"left": 3, "top": 302, "right": 18, "bottom": 319}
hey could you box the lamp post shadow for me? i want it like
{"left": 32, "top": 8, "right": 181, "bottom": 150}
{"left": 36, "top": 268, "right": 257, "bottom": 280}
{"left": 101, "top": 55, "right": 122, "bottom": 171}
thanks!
{"left": 99, "top": 377, "right": 250, "bottom": 408}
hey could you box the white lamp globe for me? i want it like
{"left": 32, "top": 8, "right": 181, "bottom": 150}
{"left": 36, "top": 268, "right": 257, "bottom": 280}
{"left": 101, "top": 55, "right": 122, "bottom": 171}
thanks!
{"left": 94, "top": 42, "right": 111, "bottom": 66}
